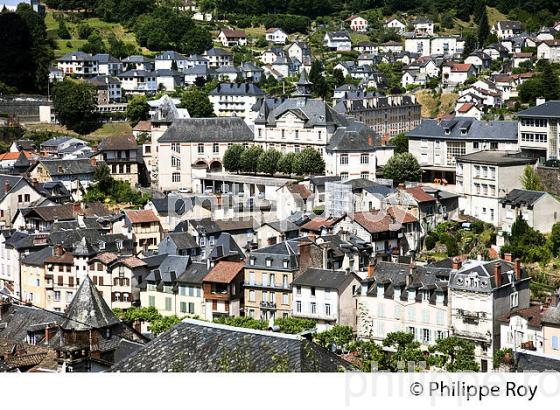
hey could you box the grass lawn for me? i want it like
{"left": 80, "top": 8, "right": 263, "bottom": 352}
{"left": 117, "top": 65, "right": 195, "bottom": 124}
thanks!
{"left": 415, "top": 90, "right": 458, "bottom": 118}
{"left": 24, "top": 122, "right": 132, "bottom": 142}
{"left": 46, "top": 11, "right": 141, "bottom": 57}
{"left": 440, "top": 7, "right": 506, "bottom": 36}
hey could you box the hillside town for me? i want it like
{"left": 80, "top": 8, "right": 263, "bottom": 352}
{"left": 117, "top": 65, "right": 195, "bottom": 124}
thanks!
{"left": 3, "top": 0, "right": 560, "bottom": 375}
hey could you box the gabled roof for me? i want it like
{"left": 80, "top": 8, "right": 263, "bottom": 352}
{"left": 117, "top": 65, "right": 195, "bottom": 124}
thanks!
{"left": 407, "top": 117, "right": 518, "bottom": 141}
{"left": 97, "top": 135, "right": 137, "bottom": 151}
{"left": 36, "top": 159, "right": 94, "bottom": 176}
{"left": 203, "top": 260, "right": 245, "bottom": 284}
{"left": 517, "top": 100, "right": 560, "bottom": 118}
{"left": 219, "top": 29, "right": 247, "bottom": 38}
{"left": 124, "top": 209, "right": 159, "bottom": 224}
{"left": 110, "top": 319, "right": 354, "bottom": 372}
{"left": 292, "top": 267, "right": 359, "bottom": 291}
{"left": 158, "top": 118, "right": 254, "bottom": 143}
{"left": 62, "top": 275, "right": 120, "bottom": 331}
{"left": 499, "top": 189, "right": 547, "bottom": 207}
{"left": 404, "top": 186, "right": 436, "bottom": 203}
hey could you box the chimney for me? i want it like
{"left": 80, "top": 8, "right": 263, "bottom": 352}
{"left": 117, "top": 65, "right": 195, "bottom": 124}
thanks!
{"left": 308, "top": 231, "right": 317, "bottom": 241}
{"left": 90, "top": 158, "right": 97, "bottom": 167}
{"left": 368, "top": 134, "right": 373, "bottom": 146}
{"left": 367, "top": 261, "right": 375, "bottom": 278}
{"left": 536, "top": 97, "right": 546, "bottom": 106}
{"left": 54, "top": 244, "right": 64, "bottom": 257}
{"left": 398, "top": 183, "right": 405, "bottom": 190}
{"left": 494, "top": 261, "right": 501, "bottom": 287}
{"left": 452, "top": 257, "right": 461, "bottom": 270}
{"left": 4, "top": 181, "right": 10, "bottom": 193}
{"left": 514, "top": 258, "right": 521, "bottom": 281}
{"left": 32, "top": 178, "right": 38, "bottom": 187}
{"left": 73, "top": 202, "right": 82, "bottom": 214}
{"left": 504, "top": 253, "right": 512, "bottom": 262}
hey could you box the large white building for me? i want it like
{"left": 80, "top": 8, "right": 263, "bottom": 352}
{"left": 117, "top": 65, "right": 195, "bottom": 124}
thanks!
{"left": 455, "top": 150, "right": 537, "bottom": 225}
{"left": 208, "top": 83, "right": 265, "bottom": 121}
{"left": 517, "top": 100, "right": 560, "bottom": 161}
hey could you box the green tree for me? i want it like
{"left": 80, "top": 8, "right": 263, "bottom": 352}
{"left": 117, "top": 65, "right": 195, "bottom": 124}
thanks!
{"left": 390, "top": 133, "right": 408, "bottom": 154}
{"left": 16, "top": 4, "right": 53, "bottom": 93}
{"left": 240, "top": 145, "right": 264, "bottom": 173}
{"left": 382, "top": 331, "right": 425, "bottom": 371}
{"left": 549, "top": 222, "right": 560, "bottom": 256}
{"left": 429, "top": 337, "right": 479, "bottom": 372}
{"left": 257, "top": 149, "right": 282, "bottom": 175}
{"left": 77, "top": 22, "right": 94, "bottom": 39}
{"left": 333, "top": 68, "right": 345, "bottom": 87}
{"left": 126, "top": 94, "right": 150, "bottom": 126}
{"left": 275, "top": 317, "right": 316, "bottom": 334}
{"left": 313, "top": 326, "right": 354, "bottom": 351}
{"left": 81, "top": 32, "right": 106, "bottom": 55}
{"left": 542, "top": 62, "right": 560, "bottom": 101}
{"left": 223, "top": 144, "right": 246, "bottom": 173}
{"left": 383, "top": 153, "right": 422, "bottom": 184}
{"left": 0, "top": 12, "right": 35, "bottom": 93}
{"left": 477, "top": 7, "right": 490, "bottom": 47}
{"left": 149, "top": 315, "right": 182, "bottom": 335}
{"left": 462, "top": 33, "right": 477, "bottom": 58}
{"left": 520, "top": 165, "right": 544, "bottom": 191}
{"left": 180, "top": 88, "right": 214, "bottom": 117}
{"left": 51, "top": 79, "right": 100, "bottom": 134}
{"left": 57, "top": 19, "right": 71, "bottom": 39}
{"left": 292, "top": 147, "right": 325, "bottom": 175}
{"left": 277, "top": 152, "right": 296, "bottom": 174}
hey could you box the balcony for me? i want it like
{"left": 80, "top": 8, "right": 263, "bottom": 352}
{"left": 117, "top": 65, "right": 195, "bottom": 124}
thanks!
{"left": 244, "top": 281, "right": 290, "bottom": 290}
{"left": 294, "top": 311, "right": 336, "bottom": 321}
{"left": 260, "top": 301, "right": 277, "bottom": 310}
{"left": 451, "top": 328, "right": 491, "bottom": 343}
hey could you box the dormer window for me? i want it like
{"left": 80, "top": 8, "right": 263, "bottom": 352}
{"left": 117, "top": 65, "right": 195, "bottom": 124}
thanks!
{"left": 408, "top": 289, "right": 416, "bottom": 302}
{"left": 377, "top": 284, "right": 384, "bottom": 298}
{"left": 394, "top": 287, "right": 401, "bottom": 300}
{"left": 249, "top": 257, "right": 255, "bottom": 266}
{"left": 283, "top": 260, "right": 289, "bottom": 268}
{"left": 422, "top": 290, "right": 429, "bottom": 301}
{"left": 444, "top": 128, "right": 451, "bottom": 135}
{"left": 265, "top": 258, "right": 272, "bottom": 267}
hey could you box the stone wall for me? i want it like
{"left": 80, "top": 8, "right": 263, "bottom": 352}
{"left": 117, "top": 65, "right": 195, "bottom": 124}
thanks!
{"left": 537, "top": 166, "right": 560, "bottom": 196}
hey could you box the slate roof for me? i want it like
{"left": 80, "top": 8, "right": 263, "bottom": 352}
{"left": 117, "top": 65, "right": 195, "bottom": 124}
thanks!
{"left": 155, "top": 50, "right": 188, "bottom": 61}
{"left": 515, "top": 351, "right": 560, "bottom": 372}
{"left": 203, "top": 260, "right": 245, "bottom": 283}
{"left": 158, "top": 117, "right": 254, "bottom": 143}
{"left": 326, "top": 121, "right": 383, "bottom": 152}
{"left": 499, "top": 189, "right": 546, "bottom": 207}
{"left": 163, "top": 232, "right": 199, "bottom": 250}
{"left": 38, "top": 159, "right": 94, "bottom": 176}
{"left": 62, "top": 275, "right": 120, "bottom": 331}
{"left": 456, "top": 150, "right": 536, "bottom": 166}
{"left": 146, "top": 255, "right": 190, "bottom": 284}
{"left": 264, "top": 220, "right": 300, "bottom": 233}
{"left": 93, "top": 53, "right": 120, "bottom": 64}
{"left": 208, "top": 232, "right": 245, "bottom": 260}
{"left": 176, "top": 262, "right": 209, "bottom": 285}
{"left": 205, "top": 48, "right": 232, "bottom": 57}
{"left": 449, "top": 259, "right": 528, "bottom": 292}
{"left": 209, "top": 83, "right": 265, "bottom": 96}
{"left": 517, "top": 101, "right": 560, "bottom": 118}
{"left": 122, "top": 55, "right": 154, "bottom": 63}
{"left": 407, "top": 118, "right": 518, "bottom": 141}
{"left": 110, "top": 319, "right": 354, "bottom": 372}
{"left": 255, "top": 96, "right": 348, "bottom": 128}
{"left": 292, "top": 267, "right": 358, "bottom": 292}
{"left": 0, "top": 305, "right": 62, "bottom": 343}
{"left": 57, "top": 51, "right": 95, "bottom": 62}
{"left": 541, "top": 305, "right": 560, "bottom": 326}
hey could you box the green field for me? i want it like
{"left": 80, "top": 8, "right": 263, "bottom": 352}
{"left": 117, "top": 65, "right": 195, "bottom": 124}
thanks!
{"left": 25, "top": 122, "right": 133, "bottom": 142}
{"left": 45, "top": 11, "right": 142, "bottom": 57}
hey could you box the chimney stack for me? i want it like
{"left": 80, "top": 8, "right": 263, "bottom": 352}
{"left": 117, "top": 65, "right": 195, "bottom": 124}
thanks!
{"left": 90, "top": 157, "right": 97, "bottom": 167}
{"left": 452, "top": 257, "right": 462, "bottom": 270}
{"left": 4, "top": 181, "right": 10, "bottom": 193}
{"left": 367, "top": 261, "right": 375, "bottom": 278}
{"left": 54, "top": 244, "right": 64, "bottom": 257}
{"left": 494, "top": 261, "right": 501, "bottom": 287}
{"left": 504, "top": 253, "right": 512, "bottom": 262}
{"left": 514, "top": 258, "right": 521, "bottom": 281}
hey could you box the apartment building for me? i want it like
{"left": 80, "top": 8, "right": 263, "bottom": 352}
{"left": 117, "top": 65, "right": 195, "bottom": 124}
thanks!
{"left": 455, "top": 150, "right": 536, "bottom": 225}
{"left": 292, "top": 267, "right": 360, "bottom": 331}
{"left": 202, "top": 260, "right": 245, "bottom": 320}
{"left": 156, "top": 117, "right": 254, "bottom": 192}
{"left": 357, "top": 261, "right": 452, "bottom": 347}
{"left": 499, "top": 189, "right": 560, "bottom": 233}
{"left": 208, "top": 83, "right": 265, "bottom": 121}
{"left": 94, "top": 135, "right": 140, "bottom": 187}
{"left": 449, "top": 258, "right": 531, "bottom": 371}
{"left": 517, "top": 100, "right": 560, "bottom": 161}
{"left": 114, "top": 210, "right": 163, "bottom": 255}
{"left": 407, "top": 117, "right": 519, "bottom": 183}
{"left": 333, "top": 94, "right": 421, "bottom": 138}
{"left": 56, "top": 52, "right": 99, "bottom": 78}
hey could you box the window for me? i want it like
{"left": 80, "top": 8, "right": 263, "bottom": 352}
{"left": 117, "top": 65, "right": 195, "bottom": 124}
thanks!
{"left": 213, "top": 143, "right": 219, "bottom": 153}
{"left": 296, "top": 286, "right": 301, "bottom": 295}
{"left": 165, "top": 297, "right": 172, "bottom": 311}
{"left": 422, "top": 329, "right": 431, "bottom": 343}
{"left": 180, "top": 302, "right": 187, "bottom": 313}
{"left": 262, "top": 273, "right": 268, "bottom": 286}
{"left": 553, "top": 336, "right": 559, "bottom": 350}
{"left": 249, "top": 271, "right": 255, "bottom": 285}
{"left": 361, "top": 172, "right": 369, "bottom": 180}
{"left": 325, "top": 303, "right": 331, "bottom": 316}
{"left": 172, "top": 173, "right": 181, "bottom": 183}
{"left": 340, "top": 172, "right": 348, "bottom": 181}
{"left": 54, "top": 291, "right": 61, "bottom": 301}
{"left": 310, "top": 287, "right": 315, "bottom": 297}
{"left": 360, "top": 154, "right": 369, "bottom": 164}
{"left": 249, "top": 290, "right": 255, "bottom": 302}
{"left": 197, "top": 143, "right": 204, "bottom": 154}
{"left": 296, "top": 301, "right": 301, "bottom": 312}
{"left": 510, "top": 291, "right": 519, "bottom": 308}
{"left": 340, "top": 154, "right": 348, "bottom": 165}
{"left": 282, "top": 293, "right": 289, "bottom": 305}
{"left": 310, "top": 302, "right": 316, "bottom": 314}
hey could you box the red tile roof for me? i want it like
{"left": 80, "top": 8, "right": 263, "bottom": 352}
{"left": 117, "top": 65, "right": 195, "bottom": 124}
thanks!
{"left": 457, "top": 103, "right": 476, "bottom": 113}
{"left": 204, "top": 260, "right": 245, "bottom": 284}
{"left": 0, "top": 151, "right": 32, "bottom": 161}
{"left": 352, "top": 208, "right": 417, "bottom": 234}
{"left": 404, "top": 186, "right": 436, "bottom": 203}
{"left": 284, "top": 183, "right": 313, "bottom": 200}
{"left": 451, "top": 63, "right": 473, "bottom": 72}
{"left": 301, "top": 216, "right": 343, "bottom": 232}
{"left": 125, "top": 209, "right": 160, "bottom": 224}
{"left": 133, "top": 120, "right": 152, "bottom": 132}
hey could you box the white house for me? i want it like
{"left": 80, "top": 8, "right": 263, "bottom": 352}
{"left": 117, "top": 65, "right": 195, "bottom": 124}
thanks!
{"left": 411, "top": 17, "right": 434, "bottom": 36}
{"left": 208, "top": 83, "right": 265, "bottom": 121}
{"left": 292, "top": 268, "right": 361, "bottom": 331}
{"left": 499, "top": 189, "right": 560, "bottom": 234}
{"left": 323, "top": 31, "right": 352, "bottom": 51}
{"left": 346, "top": 15, "right": 369, "bottom": 32}
{"left": 217, "top": 29, "right": 247, "bottom": 47}
{"left": 56, "top": 52, "right": 98, "bottom": 78}
{"left": 385, "top": 17, "right": 406, "bottom": 33}
{"left": 492, "top": 20, "right": 523, "bottom": 40}
{"left": 117, "top": 70, "right": 158, "bottom": 94}
{"left": 265, "top": 28, "right": 288, "bottom": 44}
{"left": 499, "top": 305, "right": 544, "bottom": 353}
{"left": 442, "top": 62, "right": 476, "bottom": 88}
{"left": 537, "top": 40, "right": 560, "bottom": 62}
